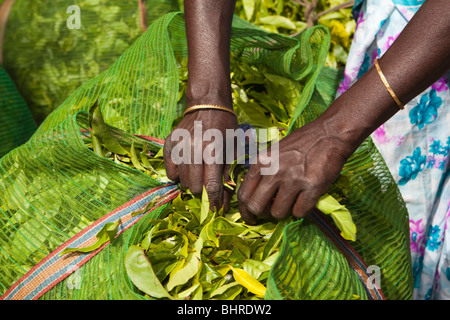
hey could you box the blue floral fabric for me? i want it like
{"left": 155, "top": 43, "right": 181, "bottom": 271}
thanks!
{"left": 337, "top": 0, "right": 450, "bottom": 299}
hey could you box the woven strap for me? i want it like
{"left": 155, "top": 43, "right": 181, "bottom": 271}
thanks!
{"left": 1, "top": 136, "right": 179, "bottom": 300}
{"left": 1, "top": 134, "right": 384, "bottom": 300}
{"left": 1, "top": 183, "right": 179, "bottom": 300}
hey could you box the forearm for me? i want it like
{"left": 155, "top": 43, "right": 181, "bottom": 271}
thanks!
{"left": 184, "top": 0, "right": 236, "bottom": 109}
{"left": 319, "top": 0, "right": 450, "bottom": 157}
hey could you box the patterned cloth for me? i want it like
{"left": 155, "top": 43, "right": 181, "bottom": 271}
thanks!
{"left": 337, "top": 0, "right": 450, "bottom": 299}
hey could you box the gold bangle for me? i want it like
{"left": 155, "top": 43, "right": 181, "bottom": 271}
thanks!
{"left": 183, "top": 104, "right": 237, "bottom": 117}
{"left": 374, "top": 59, "right": 404, "bottom": 110}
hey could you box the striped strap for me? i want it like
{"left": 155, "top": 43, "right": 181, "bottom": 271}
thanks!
{"left": 309, "top": 209, "right": 386, "bottom": 300}
{"left": 1, "top": 135, "right": 173, "bottom": 300}
{"left": 1, "top": 183, "right": 180, "bottom": 300}
{"left": 1, "top": 134, "right": 384, "bottom": 300}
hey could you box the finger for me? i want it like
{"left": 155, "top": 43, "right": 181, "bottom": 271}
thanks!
{"left": 292, "top": 190, "right": 321, "bottom": 219}
{"left": 237, "top": 165, "right": 262, "bottom": 205}
{"left": 203, "top": 163, "right": 224, "bottom": 212}
{"left": 237, "top": 165, "right": 262, "bottom": 224}
{"left": 245, "top": 177, "right": 278, "bottom": 218}
{"left": 270, "top": 186, "right": 300, "bottom": 220}
{"left": 223, "top": 187, "right": 233, "bottom": 214}
{"left": 238, "top": 198, "right": 258, "bottom": 225}
{"left": 178, "top": 163, "right": 190, "bottom": 190}
{"left": 188, "top": 163, "right": 203, "bottom": 194}
{"left": 163, "top": 142, "right": 179, "bottom": 181}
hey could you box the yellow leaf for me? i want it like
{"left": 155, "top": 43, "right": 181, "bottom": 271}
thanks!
{"left": 315, "top": 193, "right": 356, "bottom": 241}
{"left": 329, "top": 20, "right": 350, "bottom": 48}
{"left": 230, "top": 266, "right": 266, "bottom": 297}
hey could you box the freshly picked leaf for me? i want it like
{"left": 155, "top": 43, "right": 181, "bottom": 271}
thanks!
{"left": 200, "top": 186, "right": 210, "bottom": 224}
{"left": 60, "top": 219, "right": 120, "bottom": 255}
{"left": 243, "top": 259, "right": 272, "bottom": 280}
{"left": 177, "top": 283, "right": 201, "bottom": 300}
{"left": 147, "top": 253, "right": 181, "bottom": 283}
{"left": 125, "top": 245, "right": 173, "bottom": 299}
{"left": 130, "top": 141, "right": 145, "bottom": 171}
{"left": 166, "top": 238, "right": 203, "bottom": 291}
{"left": 315, "top": 193, "right": 356, "bottom": 241}
{"left": 261, "top": 218, "right": 290, "bottom": 260}
{"left": 201, "top": 217, "right": 248, "bottom": 247}
{"left": 259, "top": 15, "right": 297, "bottom": 30}
{"left": 88, "top": 100, "right": 129, "bottom": 156}
{"left": 230, "top": 266, "right": 266, "bottom": 298}
{"left": 219, "top": 235, "right": 251, "bottom": 264}
{"left": 208, "top": 282, "right": 242, "bottom": 300}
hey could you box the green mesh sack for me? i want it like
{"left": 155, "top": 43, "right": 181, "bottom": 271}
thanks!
{"left": 0, "top": 12, "right": 413, "bottom": 300}
{"left": 266, "top": 218, "right": 370, "bottom": 300}
{"left": 265, "top": 72, "right": 413, "bottom": 300}
{"left": 2, "top": 0, "right": 180, "bottom": 124}
{"left": 0, "top": 65, "right": 36, "bottom": 157}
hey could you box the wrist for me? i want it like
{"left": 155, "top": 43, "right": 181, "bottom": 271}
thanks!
{"left": 317, "top": 65, "right": 401, "bottom": 157}
{"left": 186, "top": 80, "right": 233, "bottom": 109}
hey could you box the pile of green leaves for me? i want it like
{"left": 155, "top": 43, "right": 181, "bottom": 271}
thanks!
{"left": 4, "top": 0, "right": 179, "bottom": 124}
{"left": 125, "top": 187, "right": 286, "bottom": 300}
{"left": 234, "top": 0, "right": 356, "bottom": 68}
{"left": 123, "top": 186, "right": 356, "bottom": 300}
{"left": 68, "top": 102, "right": 356, "bottom": 300}
{"left": 76, "top": 102, "right": 285, "bottom": 299}
{"left": 84, "top": 101, "right": 171, "bottom": 183}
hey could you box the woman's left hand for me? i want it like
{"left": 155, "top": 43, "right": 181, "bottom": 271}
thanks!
{"left": 237, "top": 119, "right": 351, "bottom": 224}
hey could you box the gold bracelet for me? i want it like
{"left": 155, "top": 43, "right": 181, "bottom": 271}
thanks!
{"left": 374, "top": 59, "right": 404, "bottom": 110}
{"left": 183, "top": 104, "right": 237, "bottom": 117}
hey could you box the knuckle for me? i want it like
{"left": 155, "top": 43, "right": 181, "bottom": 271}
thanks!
{"left": 271, "top": 207, "right": 288, "bottom": 220}
{"left": 189, "top": 184, "right": 203, "bottom": 195}
{"left": 237, "top": 185, "right": 249, "bottom": 203}
{"left": 163, "top": 144, "right": 171, "bottom": 159}
{"left": 292, "top": 207, "right": 305, "bottom": 218}
{"left": 246, "top": 200, "right": 263, "bottom": 216}
{"left": 204, "top": 179, "right": 222, "bottom": 198}
{"left": 166, "top": 171, "right": 178, "bottom": 181}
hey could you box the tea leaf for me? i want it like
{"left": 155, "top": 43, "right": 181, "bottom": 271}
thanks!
{"left": 60, "top": 219, "right": 119, "bottom": 255}
{"left": 125, "top": 245, "right": 173, "bottom": 299}
{"left": 130, "top": 141, "right": 145, "bottom": 171}
{"left": 88, "top": 100, "right": 129, "bottom": 156}
{"left": 200, "top": 186, "right": 210, "bottom": 224}
{"left": 315, "top": 193, "right": 356, "bottom": 241}
{"left": 166, "top": 238, "right": 203, "bottom": 291}
{"left": 230, "top": 266, "right": 266, "bottom": 298}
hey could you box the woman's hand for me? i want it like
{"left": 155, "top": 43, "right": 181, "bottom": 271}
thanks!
{"left": 164, "top": 109, "right": 238, "bottom": 211}
{"left": 163, "top": 0, "right": 237, "bottom": 211}
{"left": 237, "top": 119, "right": 350, "bottom": 224}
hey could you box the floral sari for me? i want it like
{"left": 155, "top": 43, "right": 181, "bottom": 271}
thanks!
{"left": 337, "top": 0, "right": 450, "bottom": 299}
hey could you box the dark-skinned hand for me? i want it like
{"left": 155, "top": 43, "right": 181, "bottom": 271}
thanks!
{"left": 237, "top": 120, "right": 349, "bottom": 225}
{"left": 163, "top": 109, "right": 238, "bottom": 212}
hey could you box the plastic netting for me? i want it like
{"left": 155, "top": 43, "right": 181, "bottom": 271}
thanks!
{"left": 266, "top": 218, "right": 370, "bottom": 300}
{"left": 0, "top": 12, "right": 413, "bottom": 300}
{"left": 0, "top": 65, "right": 36, "bottom": 157}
